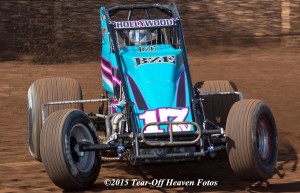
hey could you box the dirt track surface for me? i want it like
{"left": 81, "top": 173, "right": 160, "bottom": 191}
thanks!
{"left": 0, "top": 47, "right": 299, "bottom": 192}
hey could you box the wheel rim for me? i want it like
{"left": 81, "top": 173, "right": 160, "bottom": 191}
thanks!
{"left": 69, "top": 123, "right": 95, "bottom": 173}
{"left": 256, "top": 116, "right": 271, "bottom": 161}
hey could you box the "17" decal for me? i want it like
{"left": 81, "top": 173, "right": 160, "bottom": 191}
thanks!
{"left": 139, "top": 108, "right": 190, "bottom": 133}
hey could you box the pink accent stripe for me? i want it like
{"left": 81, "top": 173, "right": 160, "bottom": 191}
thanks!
{"left": 102, "top": 74, "right": 113, "bottom": 90}
{"left": 101, "top": 63, "right": 112, "bottom": 75}
{"left": 101, "top": 57, "right": 111, "bottom": 67}
{"left": 112, "top": 76, "right": 121, "bottom": 85}
{"left": 102, "top": 74, "right": 113, "bottom": 84}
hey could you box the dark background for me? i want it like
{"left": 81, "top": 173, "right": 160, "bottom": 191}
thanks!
{"left": 1, "top": 0, "right": 300, "bottom": 63}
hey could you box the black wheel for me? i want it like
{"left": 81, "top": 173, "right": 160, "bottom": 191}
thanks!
{"left": 226, "top": 99, "right": 278, "bottom": 180}
{"left": 194, "top": 80, "right": 240, "bottom": 128}
{"left": 40, "top": 109, "right": 101, "bottom": 190}
{"left": 27, "top": 77, "right": 83, "bottom": 161}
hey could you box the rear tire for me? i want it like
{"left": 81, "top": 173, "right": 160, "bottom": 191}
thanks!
{"left": 226, "top": 99, "right": 278, "bottom": 180}
{"left": 40, "top": 109, "right": 101, "bottom": 190}
{"left": 27, "top": 77, "right": 83, "bottom": 161}
{"left": 194, "top": 80, "right": 240, "bottom": 128}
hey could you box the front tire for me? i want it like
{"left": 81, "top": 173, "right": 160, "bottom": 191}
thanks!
{"left": 226, "top": 99, "right": 278, "bottom": 180}
{"left": 40, "top": 109, "right": 100, "bottom": 190}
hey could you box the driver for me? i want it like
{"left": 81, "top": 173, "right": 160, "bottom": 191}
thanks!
{"left": 129, "top": 29, "right": 157, "bottom": 45}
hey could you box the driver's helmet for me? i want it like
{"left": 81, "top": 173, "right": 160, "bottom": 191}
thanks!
{"left": 129, "top": 29, "right": 157, "bottom": 45}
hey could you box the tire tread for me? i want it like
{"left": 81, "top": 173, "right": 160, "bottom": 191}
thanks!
{"left": 226, "top": 99, "right": 277, "bottom": 180}
{"left": 41, "top": 109, "right": 99, "bottom": 190}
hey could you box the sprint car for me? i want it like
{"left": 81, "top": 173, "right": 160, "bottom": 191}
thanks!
{"left": 27, "top": 3, "right": 278, "bottom": 190}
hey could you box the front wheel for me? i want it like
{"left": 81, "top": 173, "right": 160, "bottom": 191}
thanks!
{"left": 40, "top": 109, "right": 101, "bottom": 190}
{"left": 226, "top": 99, "right": 277, "bottom": 180}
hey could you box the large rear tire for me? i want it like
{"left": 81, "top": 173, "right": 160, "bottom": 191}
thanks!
{"left": 226, "top": 99, "right": 278, "bottom": 180}
{"left": 194, "top": 80, "right": 240, "bottom": 128}
{"left": 27, "top": 77, "right": 83, "bottom": 161}
{"left": 40, "top": 109, "right": 101, "bottom": 190}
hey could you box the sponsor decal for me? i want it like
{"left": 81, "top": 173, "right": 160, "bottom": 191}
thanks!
{"left": 112, "top": 18, "right": 177, "bottom": 29}
{"left": 135, "top": 55, "right": 175, "bottom": 67}
{"left": 139, "top": 45, "right": 156, "bottom": 52}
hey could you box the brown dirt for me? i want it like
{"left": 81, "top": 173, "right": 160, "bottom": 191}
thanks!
{"left": 0, "top": 46, "right": 299, "bottom": 192}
